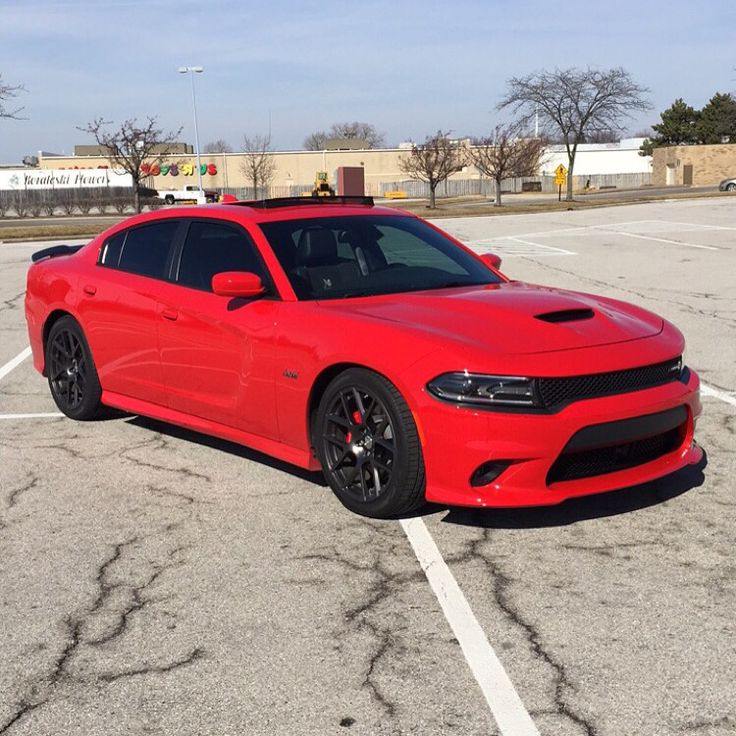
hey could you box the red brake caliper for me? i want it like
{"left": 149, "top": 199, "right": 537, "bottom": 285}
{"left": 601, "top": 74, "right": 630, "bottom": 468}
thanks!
{"left": 346, "top": 410, "right": 362, "bottom": 444}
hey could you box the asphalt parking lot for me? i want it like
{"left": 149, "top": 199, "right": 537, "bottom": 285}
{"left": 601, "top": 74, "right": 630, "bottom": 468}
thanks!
{"left": 1, "top": 197, "right": 735, "bottom": 736}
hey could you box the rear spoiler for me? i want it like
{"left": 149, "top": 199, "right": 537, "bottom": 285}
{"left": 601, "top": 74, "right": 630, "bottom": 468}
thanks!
{"left": 31, "top": 244, "right": 85, "bottom": 263}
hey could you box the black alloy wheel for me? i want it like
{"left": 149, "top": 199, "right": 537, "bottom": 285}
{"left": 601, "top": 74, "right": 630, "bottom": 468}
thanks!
{"left": 316, "top": 368, "right": 425, "bottom": 518}
{"left": 46, "top": 316, "right": 103, "bottom": 420}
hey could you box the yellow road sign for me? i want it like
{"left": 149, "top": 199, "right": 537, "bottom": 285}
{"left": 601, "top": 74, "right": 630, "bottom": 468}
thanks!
{"left": 554, "top": 164, "right": 567, "bottom": 186}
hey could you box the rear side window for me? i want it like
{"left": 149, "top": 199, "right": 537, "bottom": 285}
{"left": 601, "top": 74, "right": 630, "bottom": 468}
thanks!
{"left": 177, "top": 220, "right": 265, "bottom": 292}
{"left": 117, "top": 221, "right": 180, "bottom": 279}
{"left": 99, "top": 232, "right": 125, "bottom": 267}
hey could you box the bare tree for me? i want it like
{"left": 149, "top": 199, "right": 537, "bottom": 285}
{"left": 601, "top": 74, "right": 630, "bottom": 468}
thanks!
{"left": 79, "top": 117, "right": 182, "bottom": 212}
{"left": 241, "top": 134, "right": 276, "bottom": 199}
{"left": 304, "top": 121, "right": 385, "bottom": 150}
{"left": 303, "top": 130, "right": 328, "bottom": 151}
{"left": 329, "top": 122, "right": 385, "bottom": 148}
{"left": 499, "top": 67, "right": 650, "bottom": 200}
{"left": 0, "top": 74, "right": 26, "bottom": 119}
{"left": 469, "top": 124, "right": 545, "bottom": 206}
{"left": 583, "top": 129, "right": 620, "bottom": 143}
{"left": 398, "top": 130, "right": 467, "bottom": 208}
{"left": 203, "top": 139, "right": 232, "bottom": 153}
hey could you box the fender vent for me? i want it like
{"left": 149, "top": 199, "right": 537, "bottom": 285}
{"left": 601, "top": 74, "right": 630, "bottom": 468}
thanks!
{"left": 535, "top": 308, "right": 595, "bottom": 323}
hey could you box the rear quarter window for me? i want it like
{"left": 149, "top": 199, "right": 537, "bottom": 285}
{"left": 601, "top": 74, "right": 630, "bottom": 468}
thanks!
{"left": 101, "top": 221, "right": 181, "bottom": 280}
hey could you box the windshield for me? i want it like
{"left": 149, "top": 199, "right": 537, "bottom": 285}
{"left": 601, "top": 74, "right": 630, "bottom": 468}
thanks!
{"left": 258, "top": 215, "right": 500, "bottom": 300}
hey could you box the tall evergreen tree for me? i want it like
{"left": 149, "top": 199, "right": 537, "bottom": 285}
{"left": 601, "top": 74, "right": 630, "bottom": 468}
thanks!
{"left": 697, "top": 93, "right": 736, "bottom": 144}
{"left": 639, "top": 98, "right": 699, "bottom": 156}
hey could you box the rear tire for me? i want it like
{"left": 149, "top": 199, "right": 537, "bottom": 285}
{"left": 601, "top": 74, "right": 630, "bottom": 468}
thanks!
{"left": 46, "top": 316, "right": 103, "bottom": 420}
{"left": 164, "top": 195, "right": 175, "bottom": 205}
{"left": 315, "top": 368, "right": 425, "bottom": 518}
{"left": 727, "top": 183, "right": 736, "bottom": 192}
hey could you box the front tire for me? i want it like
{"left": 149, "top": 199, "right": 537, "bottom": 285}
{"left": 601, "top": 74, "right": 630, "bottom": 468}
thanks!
{"left": 164, "top": 195, "right": 175, "bottom": 205}
{"left": 315, "top": 368, "right": 425, "bottom": 518}
{"left": 727, "top": 183, "right": 736, "bottom": 192}
{"left": 46, "top": 316, "right": 103, "bottom": 420}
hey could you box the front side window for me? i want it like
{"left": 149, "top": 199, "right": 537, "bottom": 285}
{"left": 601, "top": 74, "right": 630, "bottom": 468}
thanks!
{"left": 176, "top": 220, "right": 266, "bottom": 292}
{"left": 258, "top": 215, "right": 500, "bottom": 300}
{"left": 116, "top": 221, "right": 181, "bottom": 279}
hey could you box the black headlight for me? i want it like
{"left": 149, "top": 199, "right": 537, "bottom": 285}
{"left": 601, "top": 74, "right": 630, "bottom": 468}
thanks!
{"left": 427, "top": 372, "right": 538, "bottom": 407}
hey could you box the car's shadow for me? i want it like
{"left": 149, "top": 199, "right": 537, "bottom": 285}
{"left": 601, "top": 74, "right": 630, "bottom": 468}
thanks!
{"left": 122, "top": 413, "right": 707, "bottom": 528}
{"left": 124, "top": 415, "right": 328, "bottom": 486}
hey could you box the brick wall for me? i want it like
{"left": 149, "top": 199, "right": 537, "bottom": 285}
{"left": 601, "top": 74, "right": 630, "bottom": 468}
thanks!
{"left": 652, "top": 144, "right": 736, "bottom": 186}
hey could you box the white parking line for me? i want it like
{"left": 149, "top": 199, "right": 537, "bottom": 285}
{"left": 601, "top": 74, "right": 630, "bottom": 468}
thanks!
{"left": 0, "top": 412, "right": 63, "bottom": 419}
{"left": 701, "top": 382, "right": 736, "bottom": 408}
{"left": 509, "top": 237, "right": 576, "bottom": 255}
{"left": 401, "top": 517, "right": 540, "bottom": 736}
{"left": 591, "top": 229, "right": 719, "bottom": 251}
{"left": 0, "top": 346, "right": 32, "bottom": 381}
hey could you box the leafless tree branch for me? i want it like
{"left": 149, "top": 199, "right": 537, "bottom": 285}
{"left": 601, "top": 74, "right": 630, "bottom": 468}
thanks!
{"left": 398, "top": 131, "right": 467, "bottom": 208}
{"left": 0, "top": 74, "right": 27, "bottom": 120}
{"left": 498, "top": 67, "right": 650, "bottom": 199}
{"left": 469, "top": 124, "right": 545, "bottom": 206}
{"left": 240, "top": 134, "right": 276, "bottom": 199}
{"left": 78, "top": 117, "right": 182, "bottom": 212}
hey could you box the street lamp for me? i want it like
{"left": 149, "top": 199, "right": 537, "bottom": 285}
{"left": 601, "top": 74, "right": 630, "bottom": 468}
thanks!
{"left": 178, "top": 65, "right": 204, "bottom": 194}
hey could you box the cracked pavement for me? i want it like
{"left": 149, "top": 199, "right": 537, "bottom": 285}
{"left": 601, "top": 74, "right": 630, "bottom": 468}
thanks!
{"left": 2, "top": 199, "right": 736, "bottom": 735}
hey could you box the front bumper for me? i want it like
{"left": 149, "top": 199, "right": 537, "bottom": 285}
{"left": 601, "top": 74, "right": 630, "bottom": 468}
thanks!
{"left": 417, "top": 368, "right": 702, "bottom": 508}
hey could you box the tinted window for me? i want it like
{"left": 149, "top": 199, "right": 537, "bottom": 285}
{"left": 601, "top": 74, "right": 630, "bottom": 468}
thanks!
{"left": 259, "top": 215, "right": 500, "bottom": 300}
{"left": 177, "top": 221, "right": 265, "bottom": 292}
{"left": 99, "top": 231, "right": 125, "bottom": 267}
{"left": 118, "top": 221, "right": 180, "bottom": 279}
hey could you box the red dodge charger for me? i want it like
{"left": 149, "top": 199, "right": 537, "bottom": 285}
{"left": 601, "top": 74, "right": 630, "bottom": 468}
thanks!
{"left": 24, "top": 197, "right": 702, "bottom": 517}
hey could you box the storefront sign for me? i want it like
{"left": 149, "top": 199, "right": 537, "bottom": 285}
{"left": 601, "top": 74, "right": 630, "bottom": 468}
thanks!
{"left": 0, "top": 168, "right": 132, "bottom": 191}
{"left": 141, "top": 162, "right": 218, "bottom": 177}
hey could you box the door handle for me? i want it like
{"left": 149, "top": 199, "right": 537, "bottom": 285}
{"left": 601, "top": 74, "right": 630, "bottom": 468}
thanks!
{"left": 83, "top": 284, "right": 97, "bottom": 296}
{"left": 161, "top": 309, "right": 178, "bottom": 321}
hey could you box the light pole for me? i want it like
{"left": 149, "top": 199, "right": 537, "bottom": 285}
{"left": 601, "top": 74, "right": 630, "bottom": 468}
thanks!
{"left": 178, "top": 65, "right": 204, "bottom": 194}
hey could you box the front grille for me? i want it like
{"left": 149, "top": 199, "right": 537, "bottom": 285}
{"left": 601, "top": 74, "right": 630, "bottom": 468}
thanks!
{"left": 537, "top": 357, "right": 682, "bottom": 410}
{"left": 547, "top": 427, "right": 682, "bottom": 484}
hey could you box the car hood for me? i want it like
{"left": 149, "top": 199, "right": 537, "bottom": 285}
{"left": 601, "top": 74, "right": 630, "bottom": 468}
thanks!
{"left": 320, "top": 281, "right": 664, "bottom": 355}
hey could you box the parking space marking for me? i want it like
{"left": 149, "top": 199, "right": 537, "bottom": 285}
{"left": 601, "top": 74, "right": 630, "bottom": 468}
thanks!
{"left": 701, "top": 382, "right": 736, "bottom": 408}
{"left": 472, "top": 238, "right": 575, "bottom": 257}
{"left": 401, "top": 517, "right": 540, "bottom": 736}
{"left": 509, "top": 237, "right": 576, "bottom": 254}
{"left": 470, "top": 219, "right": 727, "bottom": 247}
{"left": 0, "top": 346, "right": 32, "bottom": 381}
{"left": 590, "top": 228, "right": 719, "bottom": 251}
{"left": 0, "top": 412, "right": 63, "bottom": 420}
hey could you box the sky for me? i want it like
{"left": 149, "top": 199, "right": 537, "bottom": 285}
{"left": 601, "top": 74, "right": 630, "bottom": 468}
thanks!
{"left": 0, "top": 0, "right": 734, "bottom": 164}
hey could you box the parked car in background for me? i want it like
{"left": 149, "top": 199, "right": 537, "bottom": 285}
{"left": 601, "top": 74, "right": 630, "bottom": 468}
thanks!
{"left": 24, "top": 197, "right": 702, "bottom": 518}
{"left": 718, "top": 177, "right": 736, "bottom": 192}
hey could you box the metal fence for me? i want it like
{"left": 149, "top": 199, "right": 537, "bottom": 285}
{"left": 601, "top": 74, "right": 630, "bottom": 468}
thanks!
{"left": 375, "top": 172, "right": 652, "bottom": 198}
{"left": 0, "top": 171, "right": 653, "bottom": 218}
{"left": 0, "top": 187, "right": 160, "bottom": 218}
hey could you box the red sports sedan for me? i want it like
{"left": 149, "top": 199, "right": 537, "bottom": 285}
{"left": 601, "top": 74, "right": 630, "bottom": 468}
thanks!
{"left": 24, "top": 197, "right": 702, "bottom": 517}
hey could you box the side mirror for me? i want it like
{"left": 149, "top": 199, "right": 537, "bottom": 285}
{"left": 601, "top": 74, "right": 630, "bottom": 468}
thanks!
{"left": 481, "top": 253, "right": 502, "bottom": 270}
{"left": 211, "top": 271, "right": 265, "bottom": 298}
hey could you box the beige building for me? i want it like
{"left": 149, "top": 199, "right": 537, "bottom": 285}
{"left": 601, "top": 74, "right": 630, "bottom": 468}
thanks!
{"left": 34, "top": 138, "right": 656, "bottom": 196}
{"left": 652, "top": 143, "right": 736, "bottom": 186}
{"left": 38, "top": 148, "right": 426, "bottom": 196}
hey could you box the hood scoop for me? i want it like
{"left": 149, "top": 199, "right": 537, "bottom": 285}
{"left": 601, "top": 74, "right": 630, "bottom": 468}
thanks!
{"left": 535, "top": 308, "right": 595, "bottom": 324}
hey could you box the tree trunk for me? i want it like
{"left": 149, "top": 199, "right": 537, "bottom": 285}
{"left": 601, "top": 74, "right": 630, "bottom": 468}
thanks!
{"left": 566, "top": 146, "right": 577, "bottom": 201}
{"left": 133, "top": 185, "right": 141, "bottom": 213}
{"left": 429, "top": 184, "right": 436, "bottom": 209}
{"left": 495, "top": 178, "right": 502, "bottom": 207}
